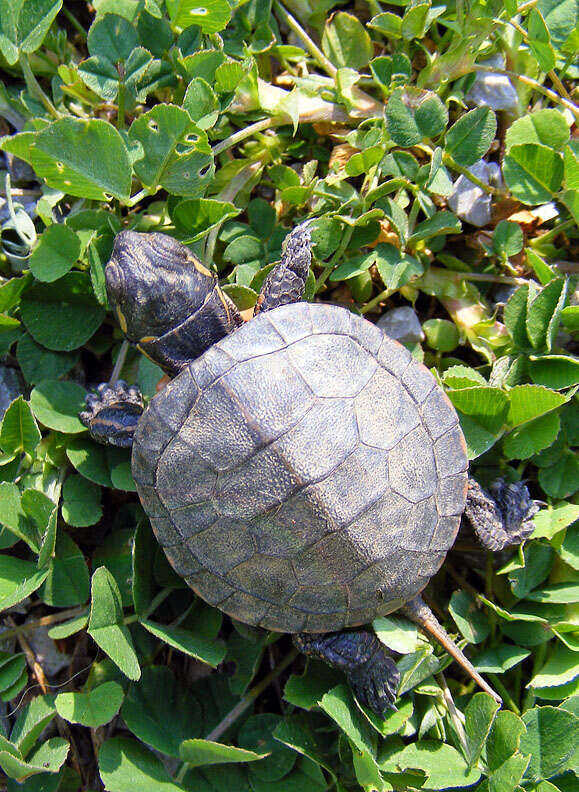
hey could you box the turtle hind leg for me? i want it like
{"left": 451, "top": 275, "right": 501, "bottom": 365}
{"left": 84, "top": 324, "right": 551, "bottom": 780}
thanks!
{"left": 254, "top": 221, "right": 313, "bottom": 314}
{"left": 294, "top": 630, "right": 400, "bottom": 718}
{"left": 80, "top": 380, "right": 144, "bottom": 448}
{"left": 401, "top": 596, "right": 501, "bottom": 703}
{"left": 464, "top": 477, "right": 539, "bottom": 551}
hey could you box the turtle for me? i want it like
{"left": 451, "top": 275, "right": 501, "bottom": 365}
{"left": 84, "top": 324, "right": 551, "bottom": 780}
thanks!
{"left": 80, "top": 222, "right": 538, "bottom": 717}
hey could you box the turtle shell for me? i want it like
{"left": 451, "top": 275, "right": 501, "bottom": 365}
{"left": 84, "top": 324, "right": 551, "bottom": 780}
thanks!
{"left": 132, "top": 302, "right": 468, "bottom": 633}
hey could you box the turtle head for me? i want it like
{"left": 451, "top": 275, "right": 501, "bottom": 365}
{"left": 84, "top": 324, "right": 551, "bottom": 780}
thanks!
{"left": 106, "top": 231, "right": 241, "bottom": 375}
{"left": 107, "top": 230, "right": 216, "bottom": 343}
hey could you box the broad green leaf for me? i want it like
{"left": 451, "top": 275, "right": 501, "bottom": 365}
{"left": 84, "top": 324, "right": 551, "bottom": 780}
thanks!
{"left": 520, "top": 706, "right": 579, "bottom": 781}
{"left": 449, "top": 590, "right": 490, "bottom": 643}
{"left": 0, "top": 556, "right": 48, "bottom": 611}
{"left": 385, "top": 740, "right": 481, "bottom": 789}
{"left": 242, "top": 718, "right": 293, "bottom": 783}
{"left": 529, "top": 355, "right": 579, "bottom": 390}
{"left": 505, "top": 109, "right": 570, "bottom": 151}
{"left": 55, "top": 681, "right": 124, "bottom": 727}
{"left": 0, "top": 738, "right": 69, "bottom": 781}
{"left": 66, "top": 439, "right": 135, "bottom": 491}
{"left": 423, "top": 318, "right": 459, "bottom": 352}
{"left": 121, "top": 666, "right": 201, "bottom": 757}
{"left": 284, "top": 661, "right": 343, "bottom": 710}
{"left": 78, "top": 54, "right": 120, "bottom": 100}
{"left": 407, "top": 211, "right": 461, "bottom": 244}
{"left": 179, "top": 739, "right": 268, "bottom": 767}
{"left": 445, "top": 107, "right": 497, "bottom": 166}
{"left": 486, "top": 710, "right": 527, "bottom": 771}
{"left": 48, "top": 613, "right": 88, "bottom": 640}
{"left": 129, "top": 104, "right": 214, "bottom": 196}
{"left": 526, "top": 277, "right": 568, "bottom": 351}
{"left": 374, "top": 614, "right": 420, "bottom": 654}
{"left": 16, "top": 335, "right": 78, "bottom": 385}
{"left": 30, "top": 380, "right": 86, "bottom": 433}
{"left": 40, "top": 533, "right": 90, "bottom": 607}
{"left": 386, "top": 89, "right": 421, "bottom": 147}
{"left": 401, "top": 3, "right": 430, "bottom": 40}
{"left": 484, "top": 753, "right": 530, "bottom": 792}
{"left": 169, "top": 0, "right": 231, "bottom": 32}
{"left": 322, "top": 12, "right": 373, "bottom": 69}
{"left": 447, "top": 387, "right": 508, "bottom": 434}
{"left": 273, "top": 714, "right": 335, "bottom": 778}
{"left": 36, "top": 505, "right": 57, "bottom": 569}
{"left": 88, "top": 567, "right": 141, "bottom": 680}
{"left": 87, "top": 13, "right": 138, "bottom": 61}
{"left": 532, "top": 502, "right": 579, "bottom": 539}
{"left": 99, "top": 737, "right": 183, "bottom": 792}
{"left": 503, "top": 411, "right": 560, "bottom": 459}
{"left": 221, "top": 284, "right": 257, "bottom": 311}
{"left": 506, "top": 385, "right": 567, "bottom": 428}
{"left": 172, "top": 198, "right": 239, "bottom": 242}
{"left": 0, "top": 0, "right": 62, "bottom": 65}
{"left": 397, "top": 647, "right": 441, "bottom": 694}
{"left": 530, "top": 646, "right": 579, "bottom": 689}
{"left": 508, "top": 544, "right": 554, "bottom": 598}
{"left": 0, "top": 653, "right": 26, "bottom": 695}
{"left": 330, "top": 251, "right": 376, "bottom": 281}
{"left": 183, "top": 77, "right": 219, "bottom": 128}
{"left": 140, "top": 619, "right": 226, "bottom": 667}
{"left": 11, "top": 694, "right": 57, "bottom": 756}
{"left": 0, "top": 483, "right": 39, "bottom": 550}
{"left": 539, "top": 450, "right": 579, "bottom": 498}
{"left": 464, "top": 693, "right": 500, "bottom": 767}
{"left": 3, "top": 119, "right": 132, "bottom": 201}
{"left": 503, "top": 144, "right": 564, "bottom": 205}
{"left": 28, "top": 225, "right": 81, "bottom": 283}
{"left": 20, "top": 273, "right": 106, "bottom": 352}
{"left": 375, "top": 243, "right": 424, "bottom": 288}
{"left": 0, "top": 398, "right": 40, "bottom": 457}
{"left": 528, "top": 8, "right": 556, "bottom": 72}
{"left": 473, "top": 645, "right": 530, "bottom": 674}
{"left": 564, "top": 143, "right": 579, "bottom": 188}
{"left": 493, "top": 220, "right": 524, "bottom": 258}
{"left": 61, "top": 475, "right": 102, "bottom": 527}
{"left": 504, "top": 284, "right": 531, "bottom": 348}
{"left": 369, "top": 13, "right": 402, "bottom": 39}
{"left": 525, "top": 582, "right": 579, "bottom": 603}
{"left": 320, "top": 684, "right": 375, "bottom": 755}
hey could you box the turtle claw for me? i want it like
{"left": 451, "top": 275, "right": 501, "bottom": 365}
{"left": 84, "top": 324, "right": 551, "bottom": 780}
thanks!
{"left": 464, "top": 477, "right": 539, "bottom": 552}
{"left": 294, "top": 630, "right": 399, "bottom": 719}
{"left": 80, "top": 380, "right": 144, "bottom": 448}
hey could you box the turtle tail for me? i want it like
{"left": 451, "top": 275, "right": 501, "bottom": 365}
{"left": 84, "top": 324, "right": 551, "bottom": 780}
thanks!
{"left": 401, "top": 595, "right": 501, "bottom": 704}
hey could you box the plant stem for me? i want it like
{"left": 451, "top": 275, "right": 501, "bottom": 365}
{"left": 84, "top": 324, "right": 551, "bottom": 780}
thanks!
{"left": 109, "top": 339, "right": 130, "bottom": 385}
{"left": 488, "top": 674, "right": 521, "bottom": 715}
{"left": 436, "top": 672, "right": 468, "bottom": 755}
{"left": 61, "top": 5, "right": 87, "bottom": 37}
{"left": 19, "top": 55, "right": 60, "bottom": 120}
{"left": 361, "top": 287, "right": 393, "bottom": 315}
{"left": 0, "top": 607, "right": 85, "bottom": 642}
{"left": 116, "top": 76, "right": 126, "bottom": 131}
{"left": 442, "top": 153, "right": 496, "bottom": 195}
{"left": 472, "top": 66, "right": 579, "bottom": 121}
{"left": 530, "top": 218, "right": 575, "bottom": 246}
{"left": 174, "top": 648, "right": 299, "bottom": 784}
{"left": 273, "top": 0, "right": 337, "bottom": 78}
{"left": 213, "top": 117, "right": 281, "bottom": 157}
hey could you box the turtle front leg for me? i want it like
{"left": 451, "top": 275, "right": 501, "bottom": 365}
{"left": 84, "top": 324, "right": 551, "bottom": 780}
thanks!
{"left": 80, "top": 380, "right": 144, "bottom": 448}
{"left": 294, "top": 630, "right": 400, "bottom": 718}
{"left": 254, "top": 221, "right": 313, "bottom": 314}
{"left": 464, "top": 477, "right": 539, "bottom": 551}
